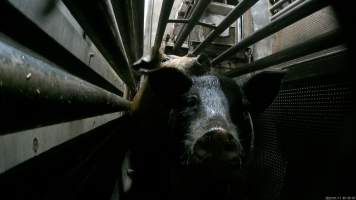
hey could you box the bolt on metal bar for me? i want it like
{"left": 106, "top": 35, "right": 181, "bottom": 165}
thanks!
{"left": 167, "top": 19, "right": 216, "bottom": 29}
{"left": 224, "top": 29, "right": 342, "bottom": 77}
{"left": 174, "top": 0, "right": 213, "bottom": 50}
{"left": 212, "top": 0, "right": 329, "bottom": 65}
{"left": 192, "top": 0, "right": 259, "bottom": 55}
{"left": 152, "top": 0, "right": 175, "bottom": 57}
{"left": 0, "top": 39, "right": 131, "bottom": 134}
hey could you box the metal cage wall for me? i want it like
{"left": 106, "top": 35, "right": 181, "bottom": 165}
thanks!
{"left": 0, "top": 0, "right": 354, "bottom": 199}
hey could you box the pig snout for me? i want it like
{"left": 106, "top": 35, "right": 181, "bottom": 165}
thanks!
{"left": 193, "top": 127, "right": 242, "bottom": 166}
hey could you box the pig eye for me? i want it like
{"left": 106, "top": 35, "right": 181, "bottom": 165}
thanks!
{"left": 183, "top": 95, "right": 199, "bottom": 107}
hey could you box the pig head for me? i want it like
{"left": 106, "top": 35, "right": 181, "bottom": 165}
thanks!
{"left": 127, "top": 52, "right": 284, "bottom": 200}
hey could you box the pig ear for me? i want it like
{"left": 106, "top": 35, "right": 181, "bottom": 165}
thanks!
{"left": 148, "top": 67, "right": 192, "bottom": 104}
{"left": 190, "top": 53, "right": 211, "bottom": 75}
{"left": 242, "top": 70, "right": 285, "bottom": 113}
{"left": 132, "top": 49, "right": 163, "bottom": 71}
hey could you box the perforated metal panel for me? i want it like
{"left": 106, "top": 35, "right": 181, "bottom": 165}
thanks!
{"left": 272, "top": 6, "right": 339, "bottom": 52}
{"left": 251, "top": 51, "right": 353, "bottom": 200}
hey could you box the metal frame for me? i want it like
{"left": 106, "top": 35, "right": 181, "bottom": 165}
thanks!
{"left": 0, "top": 0, "right": 341, "bottom": 176}
{"left": 173, "top": 0, "right": 213, "bottom": 50}
{"left": 269, "top": 0, "right": 290, "bottom": 13}
{"left": 0, "top": 1, "right": 124, "bottom": 95}
{"left": 212, "top": 0, "right": 328, "bottom": 64}
{"left": 62, "top": 0, "right": 137, "bottom": 91}
{"left": 270, "top": 0, "right": 304, "bottom": 21}
{"left": 225, "top": 29, "right": 342, "bottom": 77}
{"left": 152, "top": 0, "right": 175, "bottom": 57}
{"left": 111, "top": 0, "right": 144, "bottom": 63}
{"left": 0, "top": 38, "right": 130, "bottom": 133}
{"left": 167, "top": 19, "right": 217, "bottom": 29}
{"left": 192, "top": 0, "right": 259, "bottom": 55}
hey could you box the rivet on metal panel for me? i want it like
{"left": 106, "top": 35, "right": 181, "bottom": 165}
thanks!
{"left": 33, "top": 137, "right": 39, "bottom": 154}
{"left": 88, "top": 53, "right": 95, "bottom": 65}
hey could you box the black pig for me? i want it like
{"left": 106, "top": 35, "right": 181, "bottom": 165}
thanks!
{"left": 126, "top": 53, "right": 284, "bottom": 200}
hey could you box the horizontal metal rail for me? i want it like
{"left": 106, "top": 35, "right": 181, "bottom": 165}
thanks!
{"left": 0, "top": 40, "right": 131, "bottom": 134}
{"left": 167, "top": 19, "right": 216, "bottom": 29}
{"left": 192, "top": 0, "right": 259, "bottom": 55}
{"left": 270, "top": 0, "right": 290, "bottom": 13}
{"left": 0, "top": 1, "right": 124, "bottom": 96}
{"left": 270, "top": 0, "right": 304, "bottom": 21}
{"left": 212, "top": 0, "right": 328, "bottom": 65}
{"left": 224, "top": 29, "right": 342, "bottom": 77}
{"left": 174, "top": 0, "right": 212, "bottom": 50}
{"left": 0, "top": 112, "right": 122, "bottom": 174}
{"left": 62, "top": 0, "right": 137, "bottom": 92}
{"left": 152, "top": 0, "right": 175, "bottom": 58}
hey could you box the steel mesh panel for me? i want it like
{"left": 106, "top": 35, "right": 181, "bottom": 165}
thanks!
{"left": 252, "top": 76, "right": 352, "bottom": 200}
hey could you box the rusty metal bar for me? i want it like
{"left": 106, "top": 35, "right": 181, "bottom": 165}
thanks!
{"left": 152, "top": 0, "right": 175, "bottom": 57}
{"left": 212, "top": 0, "right": 328, "bottom": 65}
{"left": 174, "top": 0, "right": 213, "bottom": 50}
{"left": 224, "top": 30, "right": 342, "bottom": 77}
{"left": 0, "top": 39, "right": 131, "bottom": 134}
{"left": 192, "top": 0, "right": 259, "bottom": 55}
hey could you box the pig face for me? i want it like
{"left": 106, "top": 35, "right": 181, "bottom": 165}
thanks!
{"left": 133, "top": 53, "right": 284, "bottom": 180}
{"left": 168, "top": 75, "right": 254, "bottom": 179}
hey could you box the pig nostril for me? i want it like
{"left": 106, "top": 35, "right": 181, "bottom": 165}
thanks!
{"left": 194, "top": 139, "right": 209, "bottom": 158}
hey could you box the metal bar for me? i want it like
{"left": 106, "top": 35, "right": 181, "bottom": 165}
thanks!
{"left": 270, "top": 0, "right": 304, "bottom": 21}
{"left": 0, "top": 1, "right": 124, "bottom": 96}
{"left": 144, "top": 0, "right": 154, "bottom": 55}
{"left": 111, "top": 0, "right": 145, "bottom": 62}
{"left": 0, "top": 112, "right": 122, "bottom": 174}
{"left": 270, "top": 0, "right": 290, "bottom": 12}
{"left": 62, "top": 0, "right": 137, "bottom": 92}
{"left": 152, "top": 0, "right": 175, "bottom": 57}
{"left": 212, "top": 0, "right": 329, "bottom": 64}
{"left": 0, "top": 39, "right": 131, "bottom": 134}
{"left": 224, "top": 30, "right": 342, "bottom": 77}
{"left": 192, "top": 0, "right": 259, "bottom": 55}
{"left": 167, "top": 19, "right": 216, "bottom": 29}
{"left": 174, "top": 0, "right": 213, "bottom": 50}
{"left": 8, "top": 0, "right": 125, "bottom": 93}
{"left": 111, "top": 1, "right": 137, "bottom": 64}
{"left": 132, "top": 0, "right": 145, "bottom": 59}
{"left": 167, "top": 19, "right": 189, "bottom": 23}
